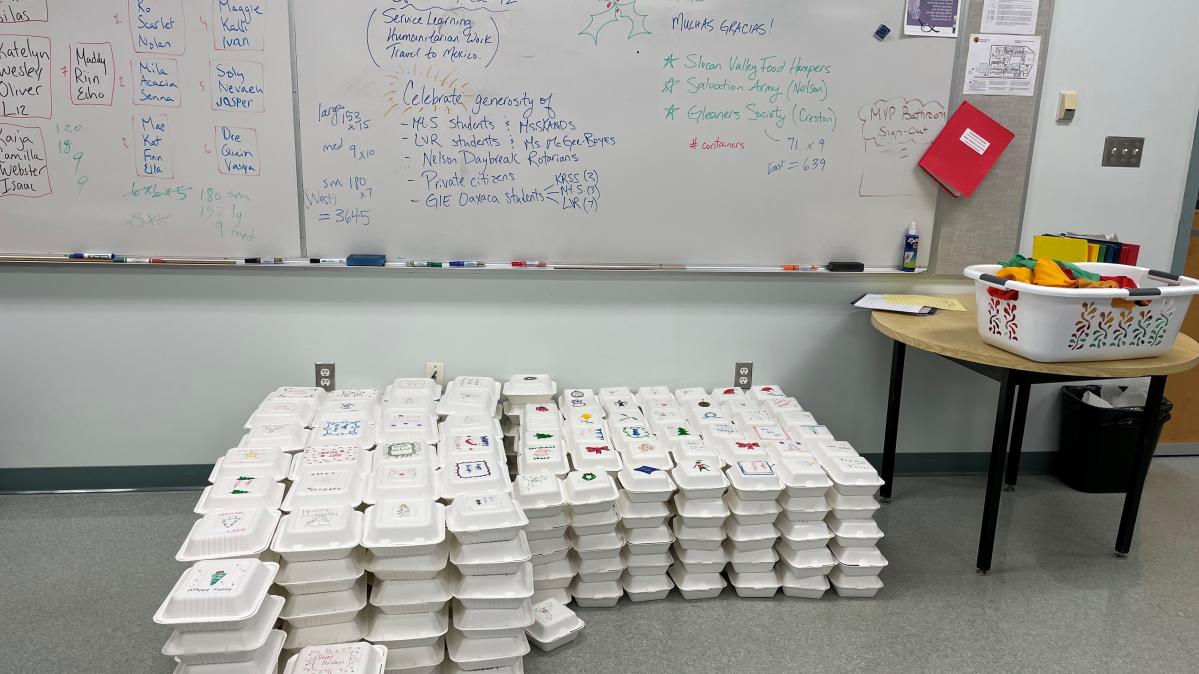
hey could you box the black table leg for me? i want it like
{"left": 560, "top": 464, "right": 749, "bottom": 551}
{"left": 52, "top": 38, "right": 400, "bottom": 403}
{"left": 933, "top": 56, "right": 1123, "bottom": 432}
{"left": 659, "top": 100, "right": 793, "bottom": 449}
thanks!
{"left": 1004, "top": 384, "right": 1032, "bottom": 491}
{"left": 977, "top": 370, "right": 1017, "bottom": 574}
{"left": 1115, "top": 375, "right": 1168, "bottom": 557}
{"left": 880, "top": 341, "right": 906, "bottom": 502}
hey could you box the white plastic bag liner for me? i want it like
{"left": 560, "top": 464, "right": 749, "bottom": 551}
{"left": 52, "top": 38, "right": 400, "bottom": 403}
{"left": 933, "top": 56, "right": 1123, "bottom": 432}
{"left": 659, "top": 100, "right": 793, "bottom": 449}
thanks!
{"left": 276, "top": 549, "right": 366, "bottom": 596}
{"left": 504, "top": 374, "right": 557, "bottom": 404}
{"left": 517, "top": 439, "right": 571, "bottom": 477}
{"left": 615, "top": 494, "right": 670, "bottom": 528}
{"left": 671, "top": 459, "right": 729, "bottom": 499}
{"left": 282, "top": 642, "right": 387, "bottom": 674}
{"left": 673, "top": 494, "right": 730, "bottom": 528}
{"left": 616, "top": 464, "right": 676, "bottom": 503}
{"left": 382, "top": 637, "right": 445, "bottom": 674}
{"left": 726, "top": 461, "right": 784, "bottom": 501}
{"left": 620, "top": 524, "right": 675, "bottom": 556}
{"left": 455, "top": 563, "right": 535, "bottom": 610}
{"left": 526, "top": 598, "right": 584, "bottom": 651}
{"left": 271, "top": 506, "right": 363, "bottom": 563}
{"left": 162, "top": 596, "right": 284, "bottom": 665}
{"left": 452, "top": 598, "right": 534, "bottom": 640}
{"left": 670, "top": 519, "right": 724, "bottom": 551}
{"left": 378, "top": 411, "right": 439, "bottom": 445}
{"left": 828, "top": 567, "right": 883, "bottom": 598}
{"left": 776, "top": 521, "right": 832, "bottom": 552}
{"left": 829, "top": 543, "right": 889, "bottom": 577}
{"left": 282, "top": 469, "right": 367, "bottom": 512}
{"left": 446, "top": 492, "right": 530, "bottom": 545}
{"left": 451, "top": 532, "right": 533, "bottom": 576}
{"left": 209, "top": 447, "right": 292, "bottom": 484}
{"left": 563, "top": 470, "right": 619, "bottom": 514}
{"left": 532, "top": 558, "right": 576, "bottom": 590}
{"left": 279, "top": 576, "right": 368, "bottom": 628}
{"left": 622, "top": 549, "right": 673, "bottom": 576}
{"left": 307, "top": 413, "right": 377, "bottom": 450}
{"left": 775, "top": 545, "right": 836, "bottom": 578}
{"left": 245, "top": 400, "right": 316, "bottom": 430}
{"left": 774, "top": 454, "right": 833, "bottom": 498}
{"left": 512, "top": 472, "right": 567, "bottom": 517}
{"left": 671, "top": 543, "right": 728, "bottom": 574}
{"left": 366, "top": 463, "right": 438, "bottom": 506}
{"left": 169, "top": 629, "right": 285, "bottom": 673}
{"left": 569, "top": 505, "right": 619, "bottom": 537}
{"left": 363, "top": 500, "right": 447, "bottom": 558}
{"left": 826, "top": 490, "right": 880, "bottom": 520}
{"left": 827, "top": 517, "right": 885, "bottom": 548}
{"left": 195, "top": 477, "right": 285, "bottom": 515}
{"left": 154, "top": 559, "right": 279, "bottom": 631}
{"left": 724, "top": 521, "right": 780, "bottom": 552}
{"left": 727, "top": 569, "right": 780, "bottom": 598}
{"left": 668, "top": 564, "right": 726, "bottom": 600}
{"left": 365, "top": 544, "right": 449, "bottom": 582}
{"left": 240, "top": 422, "right": 307, "bottom": 452}
{"left": 569, "top": 578, "right": 622, "bottom": 608}
{"left": 177, "top": 508, "right": 281, "bottom": 563}
{"left": 724, "top": 543, "right": 778, "bottom": 574}
{"left": 376, "top": 441, "right": 439, "bottom": 472}
{"left": 446, "top": 628, "right": 530, "bottom": 671}
{"left": 280, "top": 612, "right": 369, "bottom": 651}
{"left": 439, "top": 458, "right": 512, "bottom": 501}
{"left": 372, "top": 570, "right": 458, "bottom": 614}
{"left": 364, "top": 605, "right": 449, "bottom": 648}
{"left": 571, "top": 551, "right": 626, "bottom": 583}
{"left": 620, "top": 572, "right": 674, "bottom": 602}
{"left": 569, "top": 531, "right": 624, "bottom": 560}
{"left": 288, "top": 447, "right": 373, "bottom": 481}
{"left": 780, "top": 569, "right": 830, "bottom": 599}
{"left": 819, "top": 455, "right": 885, "bottom": 496}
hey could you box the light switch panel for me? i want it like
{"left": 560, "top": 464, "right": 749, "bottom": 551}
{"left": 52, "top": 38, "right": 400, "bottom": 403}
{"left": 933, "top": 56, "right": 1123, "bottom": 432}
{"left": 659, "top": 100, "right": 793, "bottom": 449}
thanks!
{"left": 1102, "top": 136, "right": 1145, "bottom": 168}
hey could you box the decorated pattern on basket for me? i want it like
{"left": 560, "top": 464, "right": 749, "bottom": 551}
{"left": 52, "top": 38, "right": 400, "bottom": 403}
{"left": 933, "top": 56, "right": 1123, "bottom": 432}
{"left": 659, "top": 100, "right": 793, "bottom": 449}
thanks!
{"left": 986, "top": 297, "right": 1019, "bottom": 342}
{"left": 1068, "top": 300, "right": 1175, "bottom": 351}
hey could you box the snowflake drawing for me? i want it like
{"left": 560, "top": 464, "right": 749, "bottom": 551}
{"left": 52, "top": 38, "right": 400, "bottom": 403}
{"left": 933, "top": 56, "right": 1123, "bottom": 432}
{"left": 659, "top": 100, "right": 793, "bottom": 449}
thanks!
{"left": 579, "top": 0, "right": 651, "bottom": 44}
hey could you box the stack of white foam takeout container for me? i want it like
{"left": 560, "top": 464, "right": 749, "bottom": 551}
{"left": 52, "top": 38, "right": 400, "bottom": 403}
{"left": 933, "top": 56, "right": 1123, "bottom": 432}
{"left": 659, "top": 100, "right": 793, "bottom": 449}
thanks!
{"left": 809, "top": 438, "right": 888, "bottom": 598}
{"left": 563, "top": 466, "right": 624, "bottom": 608}
{"left": 155, "top": 558, "right": 287, "bottom": 672}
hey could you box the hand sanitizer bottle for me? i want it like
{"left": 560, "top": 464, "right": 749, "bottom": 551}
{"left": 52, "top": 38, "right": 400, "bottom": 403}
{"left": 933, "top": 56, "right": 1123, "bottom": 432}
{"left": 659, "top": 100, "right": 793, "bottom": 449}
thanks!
{"left": 901, "top": 222, "right": 920, "bottom": 272}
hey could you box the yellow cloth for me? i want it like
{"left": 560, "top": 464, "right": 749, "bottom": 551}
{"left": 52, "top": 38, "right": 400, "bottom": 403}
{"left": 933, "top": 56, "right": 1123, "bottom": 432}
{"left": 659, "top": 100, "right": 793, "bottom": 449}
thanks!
{"left": 996, "top": 267, "right": 1033, "bottom": 284}
{"left": 997, "top": 260, "right": 1122, "bottom": 289}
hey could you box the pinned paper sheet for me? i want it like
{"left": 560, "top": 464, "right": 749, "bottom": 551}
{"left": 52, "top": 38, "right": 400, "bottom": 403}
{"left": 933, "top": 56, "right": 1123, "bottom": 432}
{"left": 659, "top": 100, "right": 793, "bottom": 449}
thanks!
{"left": 883, "top": 295, "right": 967, "bottom": 311}
{"left": 964, "top": 34, "right": 1042, "bottom": 97}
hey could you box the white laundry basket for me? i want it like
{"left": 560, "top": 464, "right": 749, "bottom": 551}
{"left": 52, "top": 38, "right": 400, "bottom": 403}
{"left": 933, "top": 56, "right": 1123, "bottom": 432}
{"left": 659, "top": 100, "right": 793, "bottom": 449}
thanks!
{"left": 963, "top": 263, "right": 1199, "bottom": 363}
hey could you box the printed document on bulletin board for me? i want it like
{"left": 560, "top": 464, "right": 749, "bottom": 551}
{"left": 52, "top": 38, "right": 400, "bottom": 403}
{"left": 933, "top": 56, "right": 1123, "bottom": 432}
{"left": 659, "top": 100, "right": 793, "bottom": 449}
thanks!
{"left": 904, "top": 0, "right": 962, "bottom": 37}
{"left": 964, "top": 34, "right": 1042, "bottom": 96}
{"left": 981, "top": 0, "right": 1041, "bottom": 35}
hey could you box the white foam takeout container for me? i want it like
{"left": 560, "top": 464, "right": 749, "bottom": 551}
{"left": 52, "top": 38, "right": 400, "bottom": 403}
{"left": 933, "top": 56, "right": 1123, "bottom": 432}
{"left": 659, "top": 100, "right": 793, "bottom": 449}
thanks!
{"left": 378, "top": 411, "right": 439, "bottom": 445}
{"left": 446, "top": 628, "right": 530, "bottom": 671}
{"left": 528, "top": 535, "right": 571, "bottom": 565}
{"left": 177, "top": 507, "right": 281, "bottom": 563}
{"left": 307, "top": 413, "right": 377, "bottom": 450}
{"left": 775, "top": 545, "right": 836, "bottom": 579}
{"left": 776, "top": 520, "right": 833, "bottom": 552}
{"left": 671, "top": 459, "right": 730, "bottom": 499}
{"left": 569, "top": 442, "right": 623, "bottom": 473}
{"left": 387, "top": 377, "right": 442, "bottom": 401}
{"left": 365, "top": 463, "right": 438, "bottom": 506}
{"left": 280, "top": 612, "right": 369, "bottom": 651}
{"left": 275, "top": 549, "right": 366, "bottom": 596}
{"left": 240, "top": 422, "right": 307, "bottom": 452}
{"left": 569, "top": 530, "right": 624, "bottom": 560}
{"left": 724, "top": 492, "right": 781, "bottom": 526}
{"left": 518, "top": 438, "right": 571, "bottom": 477}
{"left": 670, "top": 519, "right": 724, "bottom": 551}
{"left": 524, "top": 512, "right": 568, "bottom": 541}
{"left": 512, "top": 472, "right": 567, "bottom": 518}
{"left": 371, "top": 569, "right": 458, "bottom": 614}
{"left": 668, "top": 564, "right": 726, "bottom": 600}
{"left": 724, "top": 543, "right": 778, "bottom": 574}
{"left": 435, "top": 386, "right": 498, "bottom": 417}
{"left": 364, "top": 605, "right": 449, "bottom": 649}
{"left": 671, "top": 543, "right": 727, "bottom": 575}
{"left": 375, "top": 441, "right": 439, "bottom": 471}
{"left": 154, "top": 559, "right": 279, "bottom": 632}
{"left": 532, "top": 557, "right": 575, "bottom": 589}
{"left": 446, "top": 492, "right": 529, "bottom": 545}
{"left": 780, "top": 569, "right": 831, "bottom": 599}
{"left": 279, "top": 576, "right": 368, "bottom": 628}
{"left": 828, "top": 567, "right": 884, "bottom": 598}
{"left": 712, "top": 438, "right": 772, "bottom": 467}
{"left": 616, "top": 437, "right": 673, "bottom": 470}
{"left": 620, "top": 572, "right": 673, "bottom": 602}
{"left": 615, "top": 493, "right": 670, "bottom": 529}
{"left": 363, "top": 500, "right": 447, "bottom": 558}
{"left": 774, "top": 454, "right": 833, "bottom": 497}
{"left": 571, "top": 551, "right": 625, "bottom": 583}
{"left": 827, "top": 516, "right": 885, "bottom": 548}
{"left": 827, "top": 490, "right": 880, "bottom": 520}
{"left": 724, "top": 520, "right": 780, "bottom": 553}
{"left": 365, "top": 543, "right": 449, "bottom": 581}
{"left": 194, "top": 477, "right": 285, "bottom": 515}
{"left": 281, "top": 469, "right": 367, "bottom": 512}
{"left": 727, "top": 569, "right": 781, "bottom": 599}
{"left": 672, "top": 494, "right": 730, "bottom": 529}
{"left": 569, "top": 504, "right": 619, "bottom": 537}
{"left": 162, "top": 596, "right": 284, "bottom": 666}
{"left": 829, "top": 543, "right": 889, "bottom": 577}
{"left": 778, "top": 494, "right": 831, "bottom": 522}
{"left": 820, "top": 454, "right": 886, "bottom": 497}
{"left": 620, "top": 524, "right": 674, "bottom": 556}
{"left": 169, "top": 629, "right": 285, "bottom": 673}
{"left": 530, "top": 589, "right": 570, "bottom": 608}
{"left": 245, "top": 399, "right": 316, "bottom": 430}
{"left": 455, "top": 562, "right": 535, "bottom": 610}
{"left": 282, "top": 642, "right": 388, "bottom": 674}
{"left": 271, "top": 505, "right": 363, "bottom": 563}
{"left": 525, "top": 599, "right": 584, "bottom": 652}
{"left": 288, "top": 447, "right": 373, "bottom": 482}
{"left": 439, "top": 432, "right": 505, "bottom": 470}
{"left": 726, "top": 461, "right": 785, "bottom": 501}
{"left": 209, "top": 447, "right": 292, "bottom": 484}
{"left": 504, "top": 374, "right": 558, "bottom": 404}
{"left": 569, "top": 578, "right": 622, "bottom": 608}
{"left": 622, "top": 549, "right": 673, "bottom": 576}
{"left": 563, "top": 470, "right": 619, "bottom": 514}
{"left": 381, "top": 637, "right": 445, "bottom": 674}
{"left": 452, "top": 598, "right": 534, "bottom": 640}
{"left": 616, "top": 464, "right": 676, "bottom": 503}
{"left": 438, "top": 458, "right": 513, "bottom": 501}
{"left": 451, "top": 532, "right": 532, "bottom": 576}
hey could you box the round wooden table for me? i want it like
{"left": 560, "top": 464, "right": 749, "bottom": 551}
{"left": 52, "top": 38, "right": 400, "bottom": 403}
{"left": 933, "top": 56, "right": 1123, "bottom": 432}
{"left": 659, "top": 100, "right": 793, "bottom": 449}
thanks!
{"left": 871, "top": 294, "right": 1199, "bottom": 573}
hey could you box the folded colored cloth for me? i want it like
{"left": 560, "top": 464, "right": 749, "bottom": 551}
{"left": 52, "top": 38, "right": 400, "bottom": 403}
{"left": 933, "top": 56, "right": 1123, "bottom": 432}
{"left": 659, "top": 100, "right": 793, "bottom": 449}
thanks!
{"left": 996, "top": 254, "right": 1102, "bottom": 282}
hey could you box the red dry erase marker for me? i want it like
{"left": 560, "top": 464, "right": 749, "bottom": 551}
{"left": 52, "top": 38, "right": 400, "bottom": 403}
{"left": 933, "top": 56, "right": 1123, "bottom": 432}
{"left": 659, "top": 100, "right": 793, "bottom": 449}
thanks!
{"left": 511, "top": 260, "right": 547, "bottom": 268}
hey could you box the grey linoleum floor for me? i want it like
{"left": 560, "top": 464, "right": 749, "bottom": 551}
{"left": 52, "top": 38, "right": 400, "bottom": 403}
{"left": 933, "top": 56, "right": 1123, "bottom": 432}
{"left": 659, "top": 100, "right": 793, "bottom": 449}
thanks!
{"left": 3, "top": 460, "right": 1199, "bottom": 674}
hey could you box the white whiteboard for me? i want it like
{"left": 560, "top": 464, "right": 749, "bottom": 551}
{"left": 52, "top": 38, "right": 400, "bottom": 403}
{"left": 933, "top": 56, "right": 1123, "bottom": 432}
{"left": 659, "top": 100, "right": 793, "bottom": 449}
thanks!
{"left": 295, "top": 0, "right": 955, "bottom": 266}
{"left": 0, "top": 0, "right": 300, "bottom": 256}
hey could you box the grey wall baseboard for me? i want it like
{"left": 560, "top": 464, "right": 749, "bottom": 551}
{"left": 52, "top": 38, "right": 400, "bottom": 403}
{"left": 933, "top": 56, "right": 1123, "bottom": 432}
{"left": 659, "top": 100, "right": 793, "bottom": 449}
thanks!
{"left": 0, "top": 453, "right": 1060, "bottom": 493}
{"left": 1157, "top": 443, "right": 1199, "bottom": 457}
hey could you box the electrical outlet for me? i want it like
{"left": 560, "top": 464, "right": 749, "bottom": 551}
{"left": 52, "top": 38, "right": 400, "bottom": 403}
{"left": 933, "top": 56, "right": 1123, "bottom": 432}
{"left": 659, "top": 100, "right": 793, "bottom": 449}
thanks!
{"left": 425, "top": 362, "right": 445, "bottom": 386}
{"left": 315, "top": 362, "right": 336, "bottom": 392}
{"left": 734, "top": 362, "right": 753, "bottom": 390}
{"left": 1102, "top": 136, "right": 1145, "bottom": 168}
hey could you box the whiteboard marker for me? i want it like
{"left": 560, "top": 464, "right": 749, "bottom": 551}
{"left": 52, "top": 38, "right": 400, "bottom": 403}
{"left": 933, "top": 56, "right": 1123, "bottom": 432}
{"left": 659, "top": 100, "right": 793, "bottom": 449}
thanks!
{"left": 318, "top": 258, "right": 347, "bottom": 265}
{"left": 115, "top": 256, "right": 154, "bottom": 264}
{"left": 68, "top": 252, "right": 114, "bottom": 260}
{"left": 511, "top": 260, "right": 547, "bottom": 268}
{"left": 448, "top": 260, "right": 485, "bottom": 268}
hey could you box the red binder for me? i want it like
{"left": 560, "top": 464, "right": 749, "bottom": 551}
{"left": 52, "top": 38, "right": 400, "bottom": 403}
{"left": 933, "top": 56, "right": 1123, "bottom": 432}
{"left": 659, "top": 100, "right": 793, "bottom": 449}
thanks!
{"left": 918, "top": 101, "right": 1014, "bottom": 198}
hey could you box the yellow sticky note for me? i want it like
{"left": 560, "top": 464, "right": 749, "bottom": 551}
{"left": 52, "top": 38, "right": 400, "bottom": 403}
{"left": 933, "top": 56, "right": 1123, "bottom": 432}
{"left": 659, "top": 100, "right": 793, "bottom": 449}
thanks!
{"left": 883, "top": 295, "right": 967, "bottom": 312}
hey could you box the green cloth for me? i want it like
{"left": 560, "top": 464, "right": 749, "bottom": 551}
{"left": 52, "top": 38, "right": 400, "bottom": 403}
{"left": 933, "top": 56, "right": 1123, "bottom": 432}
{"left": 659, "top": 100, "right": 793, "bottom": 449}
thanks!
{"left": 997, "top": 254, "right": 1101, "bottom": 282}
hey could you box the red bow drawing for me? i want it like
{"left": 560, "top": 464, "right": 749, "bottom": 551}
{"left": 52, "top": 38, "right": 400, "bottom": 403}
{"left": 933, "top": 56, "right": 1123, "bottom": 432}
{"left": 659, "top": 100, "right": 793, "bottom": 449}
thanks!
{"left": 586, "top": 446, "right": 609, "bottom": 455}
{"left": 736, "top": 442, "right": 761, "bottom": 449}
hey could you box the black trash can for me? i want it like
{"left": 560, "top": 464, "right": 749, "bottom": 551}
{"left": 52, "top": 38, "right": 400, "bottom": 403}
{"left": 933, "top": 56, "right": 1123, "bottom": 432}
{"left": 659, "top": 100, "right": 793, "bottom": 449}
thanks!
{"left": 1056, "top": 385, "right": 1173, "bottom": 493}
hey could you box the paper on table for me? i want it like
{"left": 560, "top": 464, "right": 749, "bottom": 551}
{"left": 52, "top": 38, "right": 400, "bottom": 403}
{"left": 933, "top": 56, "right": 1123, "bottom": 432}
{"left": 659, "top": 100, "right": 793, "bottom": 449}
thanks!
{"left": 963, "top": 34, "right": 1042, "bottom": 97}
{"left": 980, "top": 0, "right": 1040, "bottom": 35}
{"left": 883, "top": 295, "right": 967, "bottom": 311}
{"left": 853, "top": 294, "right": 934, "bottom": 315}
